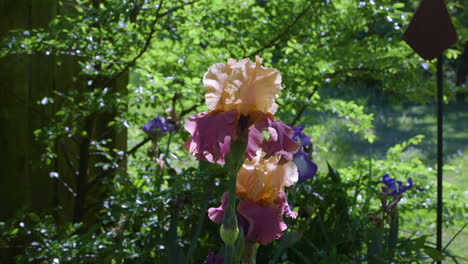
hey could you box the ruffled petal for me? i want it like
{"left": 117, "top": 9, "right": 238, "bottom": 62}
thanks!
{"left": 246, "top": 114, "right": 300, "bottom": 165}
{"left": 237, "top": 191, "right": 296, "bottom": 245}
{"left": 208, "top": 192, "right": 229, "bottom": 225}
{"left": 237, "top": 199, "right": 286, "bottom": 245}
{"left": 183, "top": 110, "right": 237, "bottom": 164}
{"left": 236, "top": 152, "right": 298, "bottom": 206}
{"left": 276, "top": 191, "right": 298, "bottom": 219}
{"left": 204, "top": 63, "right": 234, "bottom": 111}
{"left": 293, "top": 150, "right": 318, "bottom": 184}
{"left": 203, "top": 56, "right": 282, "bottom": 115}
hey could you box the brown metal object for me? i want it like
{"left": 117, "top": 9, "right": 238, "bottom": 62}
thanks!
{"left": 403, "top": 0, "right": 458, "bottom": 60}
{"left": 403, "top": 1, "right": 459, "bottom": 263}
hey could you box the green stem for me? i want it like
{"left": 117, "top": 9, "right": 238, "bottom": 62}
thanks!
{"left": 241, "top": 241, "right": 259, "bottom": 264}
{"left": 154, "top": 132, "right": 173, "bottom": 191}
{"left": 224, "top": 168, "right": 238, "bottom": 264}
{"left": 225, "top": 242, "right": 235, "bottom": 264}
{"left": 388, "top": 208, "right": 399, "bottom": 259}
{"left": 222, "top": 139, "right": 247, "bottom": 264}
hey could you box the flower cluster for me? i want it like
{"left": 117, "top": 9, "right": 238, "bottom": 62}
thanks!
{"left": 184, "top": 57, "right": 316, "bottom": 246}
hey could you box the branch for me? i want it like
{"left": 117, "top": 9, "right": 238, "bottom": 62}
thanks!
{"left": 103, "top": 0, "right": 201, "bottom": 88}
{"left": 61, "top": 144, "right": 78, "bottom": 177}
{"left": 325, "top": 66, "right": 393, "bottom": 79}
{"left": 102, "top": 0, "right": 164, "bottom": 88}
{"left": 290, "top": 85, "right": 319, "bottom": 126}
{"left": 127, "top": 137, "right": 152, "bottom": 157}
{"left": 158, "top": 0, "right": 200, "bottom": 18}
{"left": 247, "top": 2, "right": 314, "bottom": 57}
{"left": 179, "top": 97, "right": 204, "bottom": 117}
{"left": 86, "top": 137, "right": 151, "bottom": 190}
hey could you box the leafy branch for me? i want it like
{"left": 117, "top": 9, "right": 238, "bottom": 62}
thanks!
{"left": 247, "top": 1, "right": 314, "bottom": 57}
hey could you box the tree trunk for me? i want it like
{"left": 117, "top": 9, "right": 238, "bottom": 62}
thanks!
{"left": 0, "top": 0, "right": 127, "bottom": 225}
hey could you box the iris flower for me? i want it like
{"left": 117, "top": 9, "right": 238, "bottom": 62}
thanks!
{"left": 142, "top": 116, "right": 176, "bottom": 136}
{"left": 188, "top": 57, "right": 301, "bottom": 245}
{"left": 289, "top": 124, "right": 317, "bottom": 184}
{"left": 184, "top": 56, "right": 300, "bottom": 165}
{"left": 208, "top": 151, "right": 298, "bottom": 245}
{"left": 378, "top": 174, "right": 423, "bottom": 196}
{"left": 208, "top": 191, "right": 297, "bottom": 245}
{"left": 291, "top": 125, "right": 311, "bottom": 146}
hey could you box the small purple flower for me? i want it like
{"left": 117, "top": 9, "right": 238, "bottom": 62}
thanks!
{"left": 293, "top": 150, "right": 318, "bottom": 184}
{"left": 290, "top": 125, "right": 311, "bottom": 147}
{"left": 142, "top": 116, "right": 176, "bottom": 136}
{"left": 204, "top": 251, "right": 224, "bottom": 264}
{"left": 378, "top": 174, "right": 422, "bottom": 195}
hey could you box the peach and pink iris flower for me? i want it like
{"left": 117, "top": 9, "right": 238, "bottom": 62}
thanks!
{"left": 184, "top": 56, "right": 300, "bottom": 165}
{"left": 184, "top": 57, "right": 300, "bottom": 245}
{"left": 234, "top": 152, "right": 298, "bottom": 244}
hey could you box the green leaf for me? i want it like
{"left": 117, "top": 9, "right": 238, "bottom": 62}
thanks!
{"left": 28, "top": 213, "right": 41, "bottom": 223}
{"left": 9, "top": 228, "right": 19, "bottom": 236}
{"left": 327, "top": 161, "right": 341, "bottom": 183}
{"left": 424, "top": 247, "right": 445, "bottom": 261}
{"left": 367, "top": 227, "right": 384, "bottom": 264}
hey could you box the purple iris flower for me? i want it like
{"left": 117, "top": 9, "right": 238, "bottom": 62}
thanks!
{"left": 291, "top": 125, "right": 311, "bottom": 147}
{"left": 142, "top": 116, "right": 176, "bottom": 136}
{"left": 379, "top": 174, "right": 423, "bottom": 195}
{"left": 289, "top": 124, "right": 317, "bottom": 184}
{"left": 293, "top": 150, "right": 318, "bottom": 184}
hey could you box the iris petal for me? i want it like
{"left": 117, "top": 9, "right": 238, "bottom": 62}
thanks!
{"left": 291, "top": 125, "right": 311, "bottom": 146}
{"left": 293, "top": 150, "right": 318, "bottom": 184}
{"left": 237, "top": 199, "right": 285, "bottom": 245}
{"left": 204, "top": 56, "right": 282, "bottom": 115}
{"left": 208, "top": 192, "right": 229, "bottom": 225}
{"left": 183, "top": 110, "right": 237, "bottom": 164}
{"left": 237, "top": 191, "right": 296, "bottom": 245}
{"left": 246, "top": 114, "right": 300, "bottom": 165}
{"left": 236, "top": 153, "right": 298, "bottom": 206}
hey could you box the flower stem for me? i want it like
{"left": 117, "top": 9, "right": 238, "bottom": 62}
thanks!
{"left": 241, "top": 241, "right": 259, "bottom": 264}
{"left": 222, "top": 139, "right": 247, "bottom": 264}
